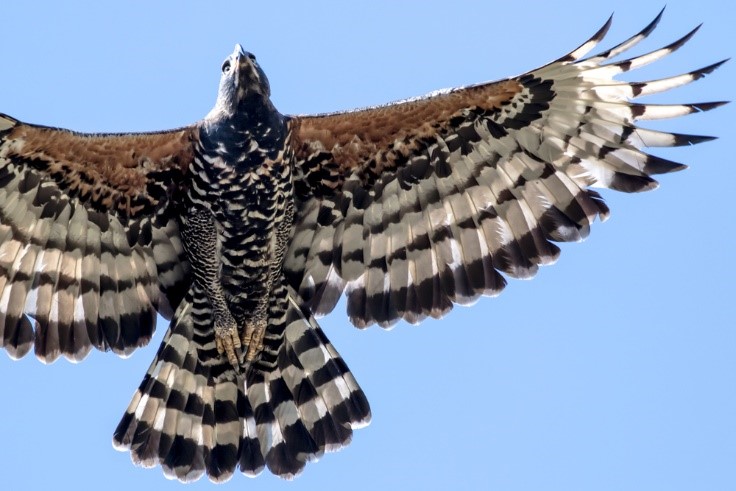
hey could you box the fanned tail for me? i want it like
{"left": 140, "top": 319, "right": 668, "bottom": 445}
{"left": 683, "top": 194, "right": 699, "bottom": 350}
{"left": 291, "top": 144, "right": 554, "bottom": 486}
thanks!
{"left": 112, "top": 283, "right": 370, "bottom": 482}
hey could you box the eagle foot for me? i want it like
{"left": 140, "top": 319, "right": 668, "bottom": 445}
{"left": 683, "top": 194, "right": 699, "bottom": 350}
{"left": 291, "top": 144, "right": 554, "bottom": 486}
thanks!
{"left": 241, "top": 317, "right": 267, "bottom": 362}
{"left": 214, "top": 314, "right": 241, "bottom": 368}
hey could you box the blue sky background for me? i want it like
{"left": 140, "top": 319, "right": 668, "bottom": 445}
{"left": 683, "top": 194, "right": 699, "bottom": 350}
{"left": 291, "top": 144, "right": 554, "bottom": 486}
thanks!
{"left": 1, "top": 1, "right": 734, "bottom": 490}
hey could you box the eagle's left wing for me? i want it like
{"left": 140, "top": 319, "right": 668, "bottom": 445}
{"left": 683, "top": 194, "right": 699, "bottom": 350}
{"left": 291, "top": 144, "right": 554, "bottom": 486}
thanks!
{"left": 284, "top": 13, "right": 726, "bottom": 328}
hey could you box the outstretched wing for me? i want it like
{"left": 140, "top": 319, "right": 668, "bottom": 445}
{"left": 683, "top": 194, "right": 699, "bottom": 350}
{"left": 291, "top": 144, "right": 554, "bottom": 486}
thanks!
{"left": 0, "top": 115, "right": 195, "bottom": 362}
{"left": 284, "top": 12, "right": 727, "bottom": 328}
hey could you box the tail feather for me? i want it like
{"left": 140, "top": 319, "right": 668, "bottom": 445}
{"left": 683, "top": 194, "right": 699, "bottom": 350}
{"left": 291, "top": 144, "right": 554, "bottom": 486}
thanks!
{"left": 236, "top": 385, "right": 264, "bottom": 477}
{"left": 257, "top": 367, "right": 321, "bottom": 477}
{"left": 281, "top": 332, "right": 352, "bottom": 454}
{"left": 113, "top": 284, "right": 370, "bottom": 483}
{"left": 208, "top": 380, "right": 241, "bottom": 481}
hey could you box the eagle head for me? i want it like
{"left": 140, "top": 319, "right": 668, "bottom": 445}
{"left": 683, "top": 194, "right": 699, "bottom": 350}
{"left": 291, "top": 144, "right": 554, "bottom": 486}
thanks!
{"left": 209, "top": 44, "right": 271, "bottom": 119}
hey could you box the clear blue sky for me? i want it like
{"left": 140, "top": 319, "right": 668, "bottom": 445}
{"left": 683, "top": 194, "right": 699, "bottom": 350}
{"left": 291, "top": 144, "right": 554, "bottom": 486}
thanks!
{"left": 1, "top": 1, "right": 734, "bottom": 490}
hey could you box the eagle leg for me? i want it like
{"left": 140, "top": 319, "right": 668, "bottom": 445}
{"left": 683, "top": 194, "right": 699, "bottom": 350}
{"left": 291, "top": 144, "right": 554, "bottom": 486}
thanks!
{"left": 181, "top": 206, "right": 244, "bottom": 368}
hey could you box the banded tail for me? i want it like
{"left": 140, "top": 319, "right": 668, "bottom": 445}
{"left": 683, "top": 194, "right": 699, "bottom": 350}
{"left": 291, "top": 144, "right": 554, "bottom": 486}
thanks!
{"left": 112, "top": 284, "right": 370, "bottom": 482}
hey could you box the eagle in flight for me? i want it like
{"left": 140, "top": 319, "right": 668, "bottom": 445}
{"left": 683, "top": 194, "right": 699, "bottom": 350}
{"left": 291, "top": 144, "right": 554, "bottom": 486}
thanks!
{"left": 0, "top": 11, "right": 726, "bottom": 482}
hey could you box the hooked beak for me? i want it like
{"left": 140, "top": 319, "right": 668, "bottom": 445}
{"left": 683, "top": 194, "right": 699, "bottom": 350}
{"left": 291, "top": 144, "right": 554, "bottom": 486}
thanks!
{"left": 230, "top": 44, "right": 257, "bottom": 76}
{"left": 233, "top": 44, "right": 246, "bottom": 61}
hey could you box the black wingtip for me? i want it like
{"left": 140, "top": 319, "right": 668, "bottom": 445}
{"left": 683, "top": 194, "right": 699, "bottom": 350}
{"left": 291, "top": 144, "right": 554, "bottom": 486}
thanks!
{"left": 643, "top": 153, "right": 688, "bottom": 175}
{"left": 690, "top": 101, "right": 729, "bottom": 113}
{"left": 665, "top": 23, "right": 703, "bottom": 53}
{"left": 599, "top": 13, "right": 615, "bottom": 40}
{"left": 700, "top": 58, "right": 730, "bottom": 75}
{"left": 673, "top": 133, "right": 718, "bottom": 146}
{"left": 557, "top": 13, "right": 613, "bottom": 63}
{"left": 681, "top": 59, "right": 729, "bottom": 86}
{"left": 641, "top": 7, "right": 666, "bottom": 38}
